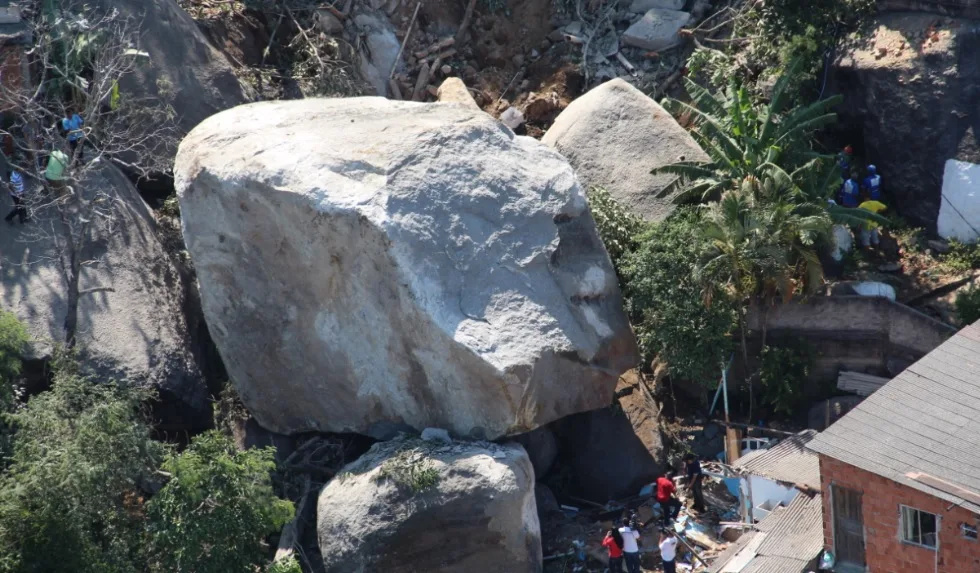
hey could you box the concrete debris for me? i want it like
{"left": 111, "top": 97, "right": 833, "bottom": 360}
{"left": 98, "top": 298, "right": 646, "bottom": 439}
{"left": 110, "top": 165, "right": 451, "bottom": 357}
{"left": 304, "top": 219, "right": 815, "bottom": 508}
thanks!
{"left": 436, "top": 77, "right": 480, "bottom": 110}
{"left": 622, "top": 8, "right": 691, "bottom": 52}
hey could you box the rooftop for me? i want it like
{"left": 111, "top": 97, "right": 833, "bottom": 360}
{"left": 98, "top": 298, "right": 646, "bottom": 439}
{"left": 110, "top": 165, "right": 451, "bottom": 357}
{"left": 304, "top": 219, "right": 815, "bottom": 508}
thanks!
{"left": 809, "top": 321, "right": 980, "bottom": 513}
{"left": 734, "top": 430, "right": 821, "bottom": 491}
{"left": 709, "top": 492, "right": 824, "bottom": 573}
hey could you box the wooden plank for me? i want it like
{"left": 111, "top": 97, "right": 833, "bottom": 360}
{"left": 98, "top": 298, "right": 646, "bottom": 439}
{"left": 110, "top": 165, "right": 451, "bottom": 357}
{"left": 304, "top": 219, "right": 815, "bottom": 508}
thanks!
{"left": 907, "top": 472, "right": 980, "bottom": 509}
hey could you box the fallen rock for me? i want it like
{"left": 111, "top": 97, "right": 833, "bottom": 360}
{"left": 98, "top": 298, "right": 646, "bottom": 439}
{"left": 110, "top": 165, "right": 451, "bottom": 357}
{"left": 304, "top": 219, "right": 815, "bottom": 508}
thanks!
{"left": 1, "top": 164, "right": 208, "bottom": 427}
{"left": 176, "top": 97, "right": 638, "bottom": 440}
{"left": 629, "top": 0, "right": 686, "bottom": 12}
{"left": 421, "top": 427, "right": 453, "bottom": 444}
{"left": 500, "top": 106, "right": 526, "bottom": 130}
{"left": 535, "top": 483, "right": 561, "bottom": 518}
{"left": 522, "top": 91, "right": 562, "bottom": 124}
{"left": 833, "top": 14, "right": 980, "bottom": 230}
{"left": 436, "top": 77, "right": 481, "bottom": 111}
{"left": 316, "top": 9, "right": 344, "bottom": 36}
{"left": 927, "top": 238, "right": 951, "bottom": 253}
{"left": 512, "top": 426, "right": 558, "bottom": 478}
{"left": 543, "top": 78, "right": 709, "bottom": 221}
{"left": 622, "top": 8, "right": 690, "bottom": 51}
{"left": 552, "top": 402, "right": 665, "bottom": 501}
{"left": 317, "top": 438, "right": 541, "bottom": 573}
{"left": 353, "top": 8, "right": 403, "bottom": 95}
{"left": 106, "top": 0, "right": 247, "bottom": 142}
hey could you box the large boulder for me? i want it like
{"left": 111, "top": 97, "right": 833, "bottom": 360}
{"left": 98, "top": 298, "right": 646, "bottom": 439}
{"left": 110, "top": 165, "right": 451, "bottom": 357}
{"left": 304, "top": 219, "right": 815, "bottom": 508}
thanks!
{"left": 105, "top": 0, "right": 248, "bottom": 138}
{"left": 175, "top": 97, "right": 639, "bottom": 440}
{"left": 551, "top": 374, "right": 666, "bottom": 502}
{"left": 317, "top": 438, "right": 542, "bottom": 573}
{"left": 543, "top": 78, "right": 709, "bottom": 222}
{"left": 832, "top": 13, "right": 980, "bottom": 230}
{"left": 0, "top": 165, "right": 208, "bottom": 427}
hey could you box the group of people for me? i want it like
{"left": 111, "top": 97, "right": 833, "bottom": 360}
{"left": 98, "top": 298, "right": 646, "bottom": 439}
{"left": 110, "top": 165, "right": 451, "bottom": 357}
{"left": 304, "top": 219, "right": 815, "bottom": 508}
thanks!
{"left": 600, "top": 454, "right": 705, "bottom": 573}
{"left": 837, "top": 145, "right": 888, "bottom": 248}
{"left": 4, "top": 109, "right": 84, "bottom": 226}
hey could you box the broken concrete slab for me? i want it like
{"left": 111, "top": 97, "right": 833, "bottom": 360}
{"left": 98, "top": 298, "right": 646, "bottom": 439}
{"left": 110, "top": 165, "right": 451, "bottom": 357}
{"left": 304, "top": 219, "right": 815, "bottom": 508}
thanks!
{"left": 629, "top": 0, "right": 686, "bottom": 12}
{"left": 622, "top": 8, "right": 690, "bottom": 52}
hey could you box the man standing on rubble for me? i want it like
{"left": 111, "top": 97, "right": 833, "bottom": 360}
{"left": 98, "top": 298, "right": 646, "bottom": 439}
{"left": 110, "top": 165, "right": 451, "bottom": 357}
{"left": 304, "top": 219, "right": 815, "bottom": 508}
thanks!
{"left": 659, "top": 529, "right": 680, "bottom": 573}
{"left": 683, "top": 453, "right": 706, "bottom": 513}
{"left": 618, "top": 517, "right": 642, "bottom": 573}
{"left": 656, "top": 471, "right": 682, "bottom": 526}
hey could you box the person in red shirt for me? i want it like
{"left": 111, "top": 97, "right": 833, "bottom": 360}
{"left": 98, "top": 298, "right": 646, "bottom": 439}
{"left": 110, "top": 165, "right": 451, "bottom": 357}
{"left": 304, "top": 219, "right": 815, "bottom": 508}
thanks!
{"left": 602, "top": 528, "right": 625, "bottom": 572}
{"left": 656, "top": 471, "right": 682, "bottom": 526}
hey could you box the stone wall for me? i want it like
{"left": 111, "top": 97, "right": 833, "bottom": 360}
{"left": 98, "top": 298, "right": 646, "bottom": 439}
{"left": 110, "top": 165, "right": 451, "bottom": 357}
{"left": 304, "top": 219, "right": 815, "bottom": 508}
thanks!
{"left": 747, "top": 296, "right": 954, "bottom": 383}
{"left": 819, "top": 455, "right": 980, "bottom": 571}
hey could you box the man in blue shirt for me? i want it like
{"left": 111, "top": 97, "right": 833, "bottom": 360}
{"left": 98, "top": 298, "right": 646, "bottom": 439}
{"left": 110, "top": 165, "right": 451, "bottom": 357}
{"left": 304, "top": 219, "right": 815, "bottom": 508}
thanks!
{"left": 4, "top": 170, "right": 27, "bottom": 224}
{"left": 840, "top": 171, "right": 860, "bottom": 207}
{"left": 62, "top": 109, "right": 85, "bottom": 162}
{"left": 862, "top": 164, "right": 881, "bottom": 200}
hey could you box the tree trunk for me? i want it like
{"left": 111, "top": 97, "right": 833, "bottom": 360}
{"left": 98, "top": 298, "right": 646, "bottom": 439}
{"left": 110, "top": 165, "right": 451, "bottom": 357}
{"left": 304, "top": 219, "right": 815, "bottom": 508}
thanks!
{"left": 738, "top": 308, "right": 752, "bottom": 423}
{"left": 59, "top": 208, "right": 84, "bottom": 349}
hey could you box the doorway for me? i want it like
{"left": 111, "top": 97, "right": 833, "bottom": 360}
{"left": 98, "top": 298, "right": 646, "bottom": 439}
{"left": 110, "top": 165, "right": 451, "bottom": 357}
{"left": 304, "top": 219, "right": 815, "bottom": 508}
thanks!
{"left": 832, "top": 484, "right": 866, "bottom": 568}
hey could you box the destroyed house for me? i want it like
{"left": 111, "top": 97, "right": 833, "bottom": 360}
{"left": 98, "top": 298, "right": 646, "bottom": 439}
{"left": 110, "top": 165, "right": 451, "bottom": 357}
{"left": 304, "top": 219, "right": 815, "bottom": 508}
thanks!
{"left": 808, "top": 321, "right": 980, "bottom": 572}
{"left": 0, "top": 1, "right": 28, "bottom": 98}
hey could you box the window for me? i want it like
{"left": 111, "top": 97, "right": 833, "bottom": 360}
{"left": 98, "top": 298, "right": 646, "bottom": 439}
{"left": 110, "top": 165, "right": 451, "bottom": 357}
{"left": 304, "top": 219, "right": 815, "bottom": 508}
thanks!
{"left": 963, "top": 522, "right": 978, "bottom": 541}
{"left": 900, "top": 506, "right": 938, "bottom": 549}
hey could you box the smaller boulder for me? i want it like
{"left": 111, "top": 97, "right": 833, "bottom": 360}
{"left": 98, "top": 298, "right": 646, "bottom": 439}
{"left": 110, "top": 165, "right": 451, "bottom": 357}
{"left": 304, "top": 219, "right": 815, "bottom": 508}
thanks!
{"left": 436, "top": 77, "right": 481, "bottom": 110}
{"left": 316, "top": 10, "right": 344, "bottom": 36}
{"left": 421, "top": 427, "right": 452, "bottom": 444}
{"left": 535, "top": 483, "right": 561, "bottom": 518}
{"left": 622, "top": 9, "right": 690, "bottom": 51}
{"left": 318, "top": 438, "right": 541, "bottom": 573}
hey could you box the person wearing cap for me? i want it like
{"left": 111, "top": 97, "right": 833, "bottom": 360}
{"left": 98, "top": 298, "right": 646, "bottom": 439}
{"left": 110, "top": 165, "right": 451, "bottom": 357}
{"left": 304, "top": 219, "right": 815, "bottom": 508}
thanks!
{"left": 862, "top": 165, "right": 881, "bottom": 200}
{"left": 838, "top": 145, "right": 854, "bottom": 181}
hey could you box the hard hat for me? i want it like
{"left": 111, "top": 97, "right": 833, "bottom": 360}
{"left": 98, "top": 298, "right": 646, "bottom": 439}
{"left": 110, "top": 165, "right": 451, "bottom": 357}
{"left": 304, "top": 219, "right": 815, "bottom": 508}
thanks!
{"left": 868, "top": 165, "right": 876, "bottom": 174}
{"left": 844, "top": 145, "right": 854, "bottom": 154}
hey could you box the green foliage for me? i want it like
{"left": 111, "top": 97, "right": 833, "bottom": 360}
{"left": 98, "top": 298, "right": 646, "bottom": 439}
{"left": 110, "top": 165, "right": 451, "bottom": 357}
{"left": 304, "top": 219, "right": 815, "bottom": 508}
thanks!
{"left": 0, "top": 367, "right": 165, "bottom": 573}
{"left": 942, "top": 240, "right": 980, "bottom": 273}
{"left": 147, "top": 431, "right": 294, "bottom": 573}
{"left": 267, "top": 556, "right": 303, "bottom": 573}
{"left": 376, "top": 447, "right": 441, "bottom": 493}
{"left": 587, "top": 187, "right": 647, "bottom": 269}
{"left": 621, "top": 210, "right": 738, "bottom": 387}
{"left": 0, "top": 312, "right": 28, "bottom": 410}
{"left": 758, "top": 344, "right": 812, "bottom": 416}
{"left": 955, "top": 284, "right": 980, "bottom": 326}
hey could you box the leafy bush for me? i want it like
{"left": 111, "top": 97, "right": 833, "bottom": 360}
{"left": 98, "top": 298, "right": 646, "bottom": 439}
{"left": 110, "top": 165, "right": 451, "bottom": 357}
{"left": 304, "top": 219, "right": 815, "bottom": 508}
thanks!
{"left": 147, "top": 430, "right": 294, "bottom": 573}
{"left": 0, "top": 369, "right": 165, "bottom": 573}
{"left": 758, "top": 344, "right": 812, "bottom": 416}
{"left": 0, "top": 311, "right": 28, "bottom": 410}
{"left": 943, "top": 240, "right": 980, "bottom": 273}
{"left": 955, "top": 284, "right": 980, "bottom": 326}
{"left": 620, "top": 209, "right": 738, "bottom": 389}
{"left": 587, "top": 187, "right": 646, "bottom": 270}
{"left": 267, "top": 556, "right": 303, "bottom": 573}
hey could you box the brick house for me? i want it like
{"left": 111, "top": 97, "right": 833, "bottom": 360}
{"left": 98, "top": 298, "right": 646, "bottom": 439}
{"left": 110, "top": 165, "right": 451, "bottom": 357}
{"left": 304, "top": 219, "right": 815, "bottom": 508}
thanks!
{"left": 808, "top": 322, "right": 980, "bottom": 572}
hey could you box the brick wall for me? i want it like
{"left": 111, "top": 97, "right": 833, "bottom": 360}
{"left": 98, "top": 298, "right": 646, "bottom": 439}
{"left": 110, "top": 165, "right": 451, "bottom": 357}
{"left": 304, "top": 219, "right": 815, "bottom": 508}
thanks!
{"left": 819, "top": 455, "right": 980, "bottom": 572}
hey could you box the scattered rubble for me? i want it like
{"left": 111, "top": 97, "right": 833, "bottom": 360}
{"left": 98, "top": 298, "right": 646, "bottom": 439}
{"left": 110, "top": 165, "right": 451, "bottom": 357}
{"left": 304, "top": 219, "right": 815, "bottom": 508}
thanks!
{"left": 622, "top": 8, "right": 690, "bottom": 51}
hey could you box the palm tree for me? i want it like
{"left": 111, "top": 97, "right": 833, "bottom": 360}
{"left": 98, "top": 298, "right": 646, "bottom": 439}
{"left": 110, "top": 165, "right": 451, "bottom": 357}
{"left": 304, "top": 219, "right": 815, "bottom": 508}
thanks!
{"left": 696, "top": 179, "right": 831, "bottom": 419}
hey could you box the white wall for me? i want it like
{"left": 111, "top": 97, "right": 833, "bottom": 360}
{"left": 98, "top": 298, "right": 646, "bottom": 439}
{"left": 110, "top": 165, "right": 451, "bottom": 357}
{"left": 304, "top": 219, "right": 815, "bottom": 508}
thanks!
{"left": 939, "top": 159, "right": 980, "bottom": 242}
{"left": 741, "top": 475, "right": 799, "bottom": 522}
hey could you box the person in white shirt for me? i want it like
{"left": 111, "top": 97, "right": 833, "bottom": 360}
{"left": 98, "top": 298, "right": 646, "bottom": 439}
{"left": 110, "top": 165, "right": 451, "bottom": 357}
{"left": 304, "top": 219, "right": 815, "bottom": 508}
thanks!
{"left": 659, "top": 529, "right": 680, "bottom": 573}
{"left": 618, "top": 517, "right": 642, "bottom": 573}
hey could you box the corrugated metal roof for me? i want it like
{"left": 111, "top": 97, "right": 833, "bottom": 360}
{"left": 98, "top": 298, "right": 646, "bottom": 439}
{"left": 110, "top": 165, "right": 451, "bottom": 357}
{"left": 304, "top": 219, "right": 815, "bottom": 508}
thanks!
{"left": 808, "top": 321, "right": 980, "bottom": 513}
{"left": 708, "top": 493, "right": 824, "bottom": 573}
{"left": 734, "top": 430, "right": 821, "bottom": 491}
{"left": 837, "top": 371, "right": 889, "bottom": 397}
